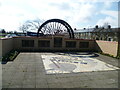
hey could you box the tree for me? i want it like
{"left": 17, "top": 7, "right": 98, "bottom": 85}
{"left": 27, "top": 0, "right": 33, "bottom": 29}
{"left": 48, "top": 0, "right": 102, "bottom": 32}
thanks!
{"left": 83, "top": 28, "right": 86, "bottom": 30}
{"left": 95, "top": 25, "right": 98, "bottom": 29}
{"left": 19, "top": 24, "right": 28, "bottom": 36}
{"left": 19, "top": 18, "right": 44, "bottom": 35}
{"left": 1, "top": 29, "right": 6, "bottom": 33}
{"left": 74, "top": 28, "right": 77, "bottom": 30}
{"left": 108, "top": 25, "right": 111, "bottom": 29}
{"left": 14, "top": 31, "right": 18, "bottom": 35}
{"left": 103, "top": 22, "right": 111, "bottom": 29}
{"left": 8, "top": 31, "right": 13, "bottom": 34}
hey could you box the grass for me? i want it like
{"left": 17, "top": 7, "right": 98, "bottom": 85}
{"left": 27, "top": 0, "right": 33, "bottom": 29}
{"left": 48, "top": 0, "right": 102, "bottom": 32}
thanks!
{"left": 0, "top": 36, "right": 4, "bottom": 38}
{"left": 2, "top": 50, "right": 19, "bottom": 63}
{"left": 117, "top": 46, "right": 120, "bottom": 59}
{"left": 99, "top": 52, "right": 119, "bottom": 59}
{"left": 0, "top": 33, "right": 6, "bottom": 38}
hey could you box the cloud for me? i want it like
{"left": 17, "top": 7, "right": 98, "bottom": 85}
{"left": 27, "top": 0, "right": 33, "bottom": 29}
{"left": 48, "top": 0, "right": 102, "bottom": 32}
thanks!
{"left": 96, "top": 10, "right": 118, "bottom": 27}
{"left": 0, "top": 0, "right": 118, "bottom": 31}
{"left": 100, "top": 10, "right": 118, "bottom": 18}
{"left": 96, "top": 16, "right": 118, "bottom": 27}
{"left": 103, "top": 1, "right": 112, "bottom": 9}
{"left": 0, "top": 14, "right": 20, "bottom": 31}
{"left": 49, "top": 2, "right": 72, "bottom": 11}
{"left": 68, "top": 3, "right": 96, "bottom": 28}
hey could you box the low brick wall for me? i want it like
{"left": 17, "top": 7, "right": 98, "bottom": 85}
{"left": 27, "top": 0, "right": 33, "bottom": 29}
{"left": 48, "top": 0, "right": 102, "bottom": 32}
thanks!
{"left": 13, "top": 36, "right": 95, "bottom": 52}
{"left": 0, "top": 38, "right": 13, "bottom": 58}
{"left": 0, "top": 36, "right": 118, "bottom": 58}
{"left": 95, "top": 40, "right": 118, "bottom": 57}
{"left": 117, "top": 42, "right": 120, "bottom": 57}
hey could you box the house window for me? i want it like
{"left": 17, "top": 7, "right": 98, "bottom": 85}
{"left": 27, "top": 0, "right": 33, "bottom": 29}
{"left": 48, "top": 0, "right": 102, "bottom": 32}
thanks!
{"left": 54, "top": 37, "right": 62, "bottom": 47}
{"left": 79, "top": 42, "right": 89, "bottom": 48}
{"left": 66, "top": 41, "right": 76, "bottom": 48}
{"left": 22, "top": 40, "right": 34, "bottom": 47}
{"left": 38, "top": 40, "right": 50, "bottom": 47}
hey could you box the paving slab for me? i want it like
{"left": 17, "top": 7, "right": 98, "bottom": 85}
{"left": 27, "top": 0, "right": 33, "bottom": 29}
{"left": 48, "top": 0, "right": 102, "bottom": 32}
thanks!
{"left": 2, "top": 52, "right": 119, "bottom": 88}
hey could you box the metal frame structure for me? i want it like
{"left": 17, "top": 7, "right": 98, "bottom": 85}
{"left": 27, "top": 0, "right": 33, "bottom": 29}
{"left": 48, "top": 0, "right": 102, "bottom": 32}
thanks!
{"left": 37, "top": 19, "right": 74, "bottom": 38}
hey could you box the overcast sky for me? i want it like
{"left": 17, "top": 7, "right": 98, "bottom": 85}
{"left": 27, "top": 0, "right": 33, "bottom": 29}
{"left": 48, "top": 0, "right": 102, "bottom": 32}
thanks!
{"left": 0, "top": 0, "right": 119, "bottom": 31}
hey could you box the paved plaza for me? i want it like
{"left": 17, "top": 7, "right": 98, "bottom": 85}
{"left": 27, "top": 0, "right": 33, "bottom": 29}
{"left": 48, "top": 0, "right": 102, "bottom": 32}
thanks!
{"left": 42, "top": 53, "right": 119, "bottom": 74}
{"left": 2, "top": 52, "right": 120, "bottom": 88}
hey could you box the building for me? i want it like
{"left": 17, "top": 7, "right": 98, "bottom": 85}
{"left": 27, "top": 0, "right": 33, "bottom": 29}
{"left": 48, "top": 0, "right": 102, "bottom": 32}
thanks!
{"left": 74, "top": 27, "right": 118, "bottom": 41}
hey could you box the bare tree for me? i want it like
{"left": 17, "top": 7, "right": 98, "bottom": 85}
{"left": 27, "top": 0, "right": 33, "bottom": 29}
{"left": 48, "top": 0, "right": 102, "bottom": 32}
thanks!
{"left": 19, "top": 18, "right": 44, "bottom": 35}
{"left": 103, "top": 22, "right": 111, "bottom": 29}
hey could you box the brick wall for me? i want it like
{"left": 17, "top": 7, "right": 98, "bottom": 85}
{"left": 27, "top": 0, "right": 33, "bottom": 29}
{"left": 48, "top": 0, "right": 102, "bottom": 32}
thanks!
{"left": 0, "top": 38, "right": 13, "bottom": 57}
{"left": 95, "top": 40, "right": 118, "bottom": 57}
{"left": 12, "top": 36, "right": 95, "bottom": 52}
{"left": 0, "top": 36, "right": 119, "bottom": 58}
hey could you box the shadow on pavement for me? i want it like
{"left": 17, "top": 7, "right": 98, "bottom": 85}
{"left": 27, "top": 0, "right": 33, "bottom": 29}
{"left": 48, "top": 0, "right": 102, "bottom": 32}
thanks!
{"left": 55, "top": 52, "right": 99, "bottom": 58}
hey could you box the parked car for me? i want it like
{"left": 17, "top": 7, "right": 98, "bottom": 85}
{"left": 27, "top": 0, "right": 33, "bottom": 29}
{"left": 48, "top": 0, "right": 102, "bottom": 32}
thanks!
{"left": 5, "top": 34, "right": 17, "bottom": 38}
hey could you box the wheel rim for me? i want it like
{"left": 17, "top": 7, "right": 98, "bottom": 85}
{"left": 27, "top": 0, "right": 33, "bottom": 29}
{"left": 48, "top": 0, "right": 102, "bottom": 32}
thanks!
{"left": 37, "top": 19, "right": 74, "bottom": 38}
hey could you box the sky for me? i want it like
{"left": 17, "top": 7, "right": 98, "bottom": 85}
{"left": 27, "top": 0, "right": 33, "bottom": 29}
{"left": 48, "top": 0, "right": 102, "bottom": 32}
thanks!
{"left": 0, "top": 0, "right": 119, "bottom": 32}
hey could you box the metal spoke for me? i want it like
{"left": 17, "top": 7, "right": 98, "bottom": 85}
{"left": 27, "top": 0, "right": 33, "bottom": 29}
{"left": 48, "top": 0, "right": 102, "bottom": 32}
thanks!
{"left": 46, "top": 24, "right": 52, "bottom": 33}
{"left": 56, "top": 22, "right": 59, "bottom": 30}
{"left": 58, "top": 24, "right": 62, "bottom": 31}
{"left": 38, "top": 19, "right": 73, "bottom": 38}
{"left": 37, "top": 19, "right": 74, "bottom": 38}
